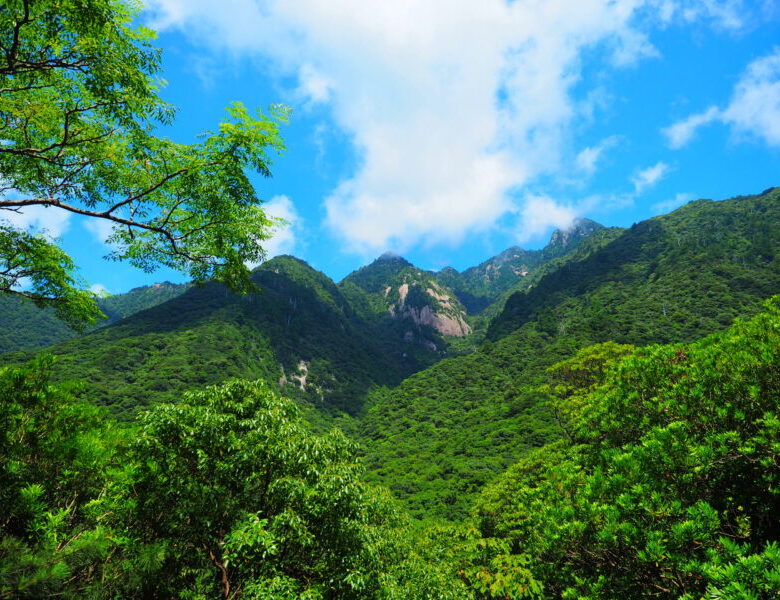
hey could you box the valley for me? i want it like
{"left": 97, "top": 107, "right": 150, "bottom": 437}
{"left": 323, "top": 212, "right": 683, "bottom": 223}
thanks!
{"left": 4, "top": 186, "right": 780, "bottom": 598}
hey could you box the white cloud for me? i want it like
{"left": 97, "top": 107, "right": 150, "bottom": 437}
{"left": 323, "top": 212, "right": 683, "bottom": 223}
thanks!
{"left": 296, "top": 64, "right": 333, "bottom": 105}
{"left": 632, "top": 161, "right": 670, "bottom": 193}
{"left": 262, "top": 195, "right": 300, "bottom": 259}
{"left": 84, "top": 218, "right": 115, "bottom": 244}
{"left": 662, "top": 106, "right": 721, "bottom": 148}
{"left": 0, "top": 204, "right": 71, "bottom": 238}
{"left": 652, "top": 0, "right": 758, "bottom": 30}
{"left": 517, "top": 195, "right": 577, "bottom": 243}
{"left": 143, "top": 1, "right": 743, "bottom": 252}
{"left": 575, "top": 136, "right": 621, "bottom": 175}
{"left": 722, "top": 48, "right": 780, "bottom": 145}
{"left": 144, "top": 0, "right": 667, "bottom": 252}
{"left": 652, "top": 192, "right": 695, "bottom": 213}
{"left": 664, "top": 48, "right": 780, "bottom": 148}
{"left": 90, "top": 283, "right": 111, "bottom": 297}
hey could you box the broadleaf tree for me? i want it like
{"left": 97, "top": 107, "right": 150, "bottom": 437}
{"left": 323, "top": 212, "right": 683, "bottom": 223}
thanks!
{"left": 0, "top": 0, "right": 288, "bottom": 327}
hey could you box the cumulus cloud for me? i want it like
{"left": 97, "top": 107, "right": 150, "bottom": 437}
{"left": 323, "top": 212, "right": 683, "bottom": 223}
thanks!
{"left": 144, "top": 0, "right": 750, "bottom": 252}
{"left": 664, "top": 48, "right": 780, "bottom": 148}
{"left": 517, "top": 195, "right": 577, "bottom": 243}
{"left": 262, "top": 195, "right": 301, "bottom": 259}
{"left": 143, "top": 0, "right": 673, "bottom": 252}
{"left": 632, "top": 161, "right": 670, "bottom": 193}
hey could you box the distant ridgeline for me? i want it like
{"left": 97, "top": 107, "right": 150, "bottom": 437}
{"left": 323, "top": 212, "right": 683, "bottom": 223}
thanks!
{"left": 0, "top": 217, "right": 603, "bottom": 423}
{"left": 358, "top": 186, "right": 780, "bottom": 518}
{"left": 0, "top": 282, "right": 190, "bottom": 354}
{"left": 2, "top": 187, "right": 780, "bottom": 521}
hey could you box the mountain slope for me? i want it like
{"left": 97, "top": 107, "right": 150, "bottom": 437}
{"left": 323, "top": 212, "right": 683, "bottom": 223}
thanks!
{"left": 435, "top": 218, "right": 604, "bottom": 314}
{"left": 1, "top": 257, "right": 414, "bottom": 422}
{"left": 0, "top": 282, "right": 189, "bottom": 354}
{"left": 339, "top": 253, "right": 472, "bottom": 365}
{"left": 358, "top": 187, "right": 780, "bottom": 519}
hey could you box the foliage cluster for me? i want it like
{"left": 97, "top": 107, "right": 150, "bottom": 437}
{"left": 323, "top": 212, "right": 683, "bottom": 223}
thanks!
{"left": 358, "top": 188, "right": 780, "bottom": 519}
{"left": 0, "top": 0, "right": 285, "bottom": 324}
{"left": 468, "top": 298, "right": 780, "bottom": 598}
{"left": 0, "top": 361, "right": 463, "bottom": 599}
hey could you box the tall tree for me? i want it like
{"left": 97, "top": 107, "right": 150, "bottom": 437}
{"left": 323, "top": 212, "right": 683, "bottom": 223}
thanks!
{"left": 0, "top": 0, "right": 287, "bottom": 327}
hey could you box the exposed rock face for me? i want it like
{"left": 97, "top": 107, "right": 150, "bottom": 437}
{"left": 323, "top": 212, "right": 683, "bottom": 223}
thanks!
{"left": 291, "top": 360, "right": 309, "bottom": 390}
{"left": 388, "top": 281, "right": 471, "bottom": 337}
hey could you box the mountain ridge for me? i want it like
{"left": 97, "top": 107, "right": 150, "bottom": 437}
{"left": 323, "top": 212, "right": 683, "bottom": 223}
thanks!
{"left": 357, "top": 187, "right": 780, "bottom": 518}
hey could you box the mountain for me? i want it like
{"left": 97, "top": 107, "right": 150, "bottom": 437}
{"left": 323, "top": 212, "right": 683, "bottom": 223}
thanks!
{"left": 4, "top": 187, "right": 779, "bottom": 521}
{"left": 0, "top": 257, "right": 422, "bottom": 424}
{"left": 0, "top": 219, "right": 611, "bottom": 426}
{"left": 435, "top": 218, "right": 604, "bottom": 314}
{"left": 357, "top": 187, "right": 780, "bottom": 519}
{"left": 0, "top": 282, "right": 189, "bottom": 354}
{"left": 339, "top": 253, "right": 471, "bottom": 362}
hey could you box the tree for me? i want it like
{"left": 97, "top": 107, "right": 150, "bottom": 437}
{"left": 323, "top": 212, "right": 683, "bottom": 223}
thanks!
{"left": 472, "top": 298, "right": 780, "bottom": 599}
{"left": 0, "top": 356, "right": 118, "bottom": 598}
{"left": 0, "top": 361, "right": 461, "bottom": 599}
{"left": 0, "top": 0, "right": 287, "bottom": 327}
{"left": 112, "top": 379, "right": 421, "bottom": 599}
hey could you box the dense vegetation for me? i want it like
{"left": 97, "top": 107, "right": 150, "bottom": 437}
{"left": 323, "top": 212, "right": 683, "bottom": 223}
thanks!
{"left": 0, "top": 257, "right": 426, "bottom": 424}
{"left": 0, "top": 359, "right": 465, "bottom": 599}
{"left": 468, "top": 298, "right": 780, "bottom": 599}
{"left": 0, "top": 283, "right": 189, "bottom": 354}
{"left": 2, "top": 5, "right": 779, "bottom": 598}
{"left": 0, "top": 217, "right": 609, "bottom": 418}
{"left": 436, "top": 218, "right": 604, "bottom": 315}
{"left": 3, "top": 296, "right": 778, "bottom": 598}
{"left": 359, "top": 188, "right": 780, "bottom": 519}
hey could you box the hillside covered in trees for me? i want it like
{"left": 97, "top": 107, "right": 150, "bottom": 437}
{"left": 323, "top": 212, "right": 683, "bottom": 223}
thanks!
{"left": 358, "top": 187, "right": 780, "bottom": 518}
{"left": 4, "top": 186, "right": 780, "bottom": 599}
{"left": 4, "top": 273, "right": 779, "bottom": 599}
{"left": 2, "top": 1, "right": 779, "bottom": 598}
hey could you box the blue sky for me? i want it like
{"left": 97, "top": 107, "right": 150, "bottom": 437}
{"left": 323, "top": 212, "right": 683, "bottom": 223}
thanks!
{"left": 15, "top": 0, "right": 780, "bottom": 293}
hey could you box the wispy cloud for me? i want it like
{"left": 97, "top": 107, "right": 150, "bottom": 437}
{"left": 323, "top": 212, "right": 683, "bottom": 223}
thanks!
{"left": 663, "top": 106, "right": 721, "bottom": 149}
{"left": 575, "top": 136, "right": 621, "bottom": 176}
{"left": 262, "top": 195, "right": 301, "bottom": 259}
{"left": 90, "top": 283, "right": 111, "bottom": 297}
{"left": 84, "top": 218, "right": 115, "bottom": 244}
{"left": 632, "top": 162, "right": 670, "bottom": 194}
{"left": 516, "top": 195, "right": 578, "bottom": 243}
{"left": 664, "top": 48, "right": 780, "bottom": 148}
{"left": 722, "top": 48, "right": 780, "bottom": 145}
{"left": 652, "top": 192, "right": 696, "bottom": 213}
{"left": 0, "top": 204, "right": 71, "bottom": 238}
{"left": 652, "top": 0, "right": 765, "bottom": 31}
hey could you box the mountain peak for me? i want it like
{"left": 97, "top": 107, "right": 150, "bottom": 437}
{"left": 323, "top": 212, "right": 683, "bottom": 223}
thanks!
{"left": 548, "top": 218, "right": 604, "bottom": 248}
{"left": 375, "top": 251, "right": 412, "bottom": 266}
{"left": 341, "top": 252, "right": 415, "bottom": 293}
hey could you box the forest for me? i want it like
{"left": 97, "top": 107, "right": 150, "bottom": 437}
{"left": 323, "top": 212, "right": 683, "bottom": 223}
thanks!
{"left": 1, "top": 1, "right": 779, "bottom": 598}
